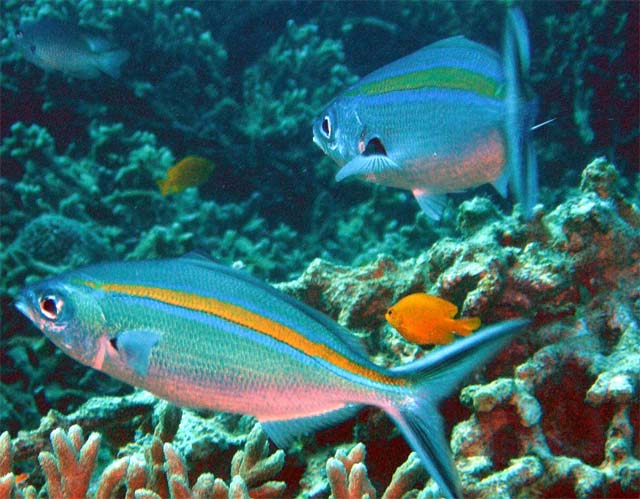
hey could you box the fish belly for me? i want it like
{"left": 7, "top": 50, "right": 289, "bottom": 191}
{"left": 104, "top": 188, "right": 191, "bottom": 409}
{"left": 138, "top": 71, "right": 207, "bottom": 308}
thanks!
{"left": 111, "top": 312, "right": 387, "bottom": 420}
{"left": 396, "top": 127, "right": 506, "bottom": 192}
{"left": 357, "top": 92, "right": 506, "bottom": 193}
{"left": 40, "top": 44, "right": 100, "bottom": 78}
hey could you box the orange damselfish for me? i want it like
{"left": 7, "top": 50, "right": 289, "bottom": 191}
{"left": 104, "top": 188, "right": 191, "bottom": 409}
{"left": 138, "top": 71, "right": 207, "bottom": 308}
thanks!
{"left": 157, "top": 156, "right": 215, "bottom": 196}
{"left": 386, "top": 293, "right": 481, "bottom": 345}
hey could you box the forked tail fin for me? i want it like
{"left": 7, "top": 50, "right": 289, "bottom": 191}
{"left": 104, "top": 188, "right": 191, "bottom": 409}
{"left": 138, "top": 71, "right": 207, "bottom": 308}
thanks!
{"left": 387, "top": 318, "right": 530, "bottom": 499}
{"left": 96, "top": 49, "right": 130, "bottom": 79}
{"left": 503, "top": 7, "right": 538, "bottom": 219}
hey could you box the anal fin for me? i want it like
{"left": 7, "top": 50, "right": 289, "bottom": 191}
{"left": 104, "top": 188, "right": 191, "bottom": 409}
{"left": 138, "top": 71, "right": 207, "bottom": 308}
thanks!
{"left": 491, "top": 170, "right": 510, "bottom": 198}
{"left": 412, "top": 189, "right": 447, "bottom": 221}
{"left": 261, "top": 404, "right": 361, "bottom": 448}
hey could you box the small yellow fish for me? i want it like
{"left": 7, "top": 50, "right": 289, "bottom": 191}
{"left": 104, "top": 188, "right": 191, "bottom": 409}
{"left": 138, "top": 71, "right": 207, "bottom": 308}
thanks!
{"left": 157, "top": 156, "right": 215, "bottom": 196}
{"left": 14, "top": 472, "right": 29, "bottom": 485}
{"left": 385, "top": 293, "right": 481, "bottom": 345}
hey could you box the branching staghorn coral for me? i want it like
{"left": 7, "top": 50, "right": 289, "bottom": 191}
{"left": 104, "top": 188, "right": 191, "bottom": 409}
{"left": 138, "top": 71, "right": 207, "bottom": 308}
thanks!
{"left": 326, "top": 443, "right": 429, "bottom": 499}
{"left": 326, "top": 443, "right": 376, "bottom": 499}
{"left": 2, "top": 420, "right": 285, "bottom": 499}
{"left": 240, "top": 20, "right": 355, "bottom": 146}
{"left": 38, "top": 425, "right": 101, "bottom": 499}
{"left": 0, "top": 119, "right": 307, "bottom": 301}
{"left": 0, "top": 427, "right": 98, "bottom": 499}
{"left": 0, "top": 431, "right": 24, "bottom": 499}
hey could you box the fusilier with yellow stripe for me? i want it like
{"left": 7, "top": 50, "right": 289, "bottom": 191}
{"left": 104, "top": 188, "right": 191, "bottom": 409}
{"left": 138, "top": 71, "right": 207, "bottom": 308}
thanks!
{"left": 313, "top": 8, "right": 538, "bottom": 220}
{"left": 16, "top": 253, "right": 529, "bottom": 499}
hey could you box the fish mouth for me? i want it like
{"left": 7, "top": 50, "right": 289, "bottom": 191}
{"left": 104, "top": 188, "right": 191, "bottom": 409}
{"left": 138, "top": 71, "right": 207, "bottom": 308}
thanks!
{"left": 15, "top": 297, "right": 37, "bottom": 325}
{"left": 14, "top": 297, "right": 29, "bottom": 317}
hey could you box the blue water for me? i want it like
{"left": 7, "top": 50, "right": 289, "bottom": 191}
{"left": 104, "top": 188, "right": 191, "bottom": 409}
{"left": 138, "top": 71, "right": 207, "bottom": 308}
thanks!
{"left": 0, "top": 1, "right": 638, "bottom": 497}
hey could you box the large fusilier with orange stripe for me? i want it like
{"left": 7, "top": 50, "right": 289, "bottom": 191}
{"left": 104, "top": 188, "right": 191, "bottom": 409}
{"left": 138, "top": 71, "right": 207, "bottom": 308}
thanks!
{"left": 16, "top": 253, "right": 528, "bottom": 499}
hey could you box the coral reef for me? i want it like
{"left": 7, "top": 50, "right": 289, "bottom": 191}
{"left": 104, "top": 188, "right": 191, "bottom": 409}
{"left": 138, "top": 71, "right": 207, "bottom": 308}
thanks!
{"left": 0, "top": 119, "right": 306, "bottom": 292}
{"left": 2, "top": 159, "right": 638, "bottom": 499}
{"left": 1, "top": 0, "right": 638, "bottom": 497}
{"left": 326, "top": 443, "right": 427, "bottom": 499}
{"left": 1, "top": 0, "right": 636, "bottom": 285}
{"left": 284, "top": 158, "right": 640, "bottom": 498}
{"left": 1, "top": 0, "right": 636, "bottom": 226}
{"left": 1, "top": 418, "right": 285, "bottom": 499}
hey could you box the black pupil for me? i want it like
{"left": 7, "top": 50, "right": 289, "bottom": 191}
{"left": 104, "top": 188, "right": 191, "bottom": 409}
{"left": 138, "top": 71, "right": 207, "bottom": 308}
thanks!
{"left": 42, "top": 298, "right": 57, "bottom": 316}
{"left": 322, "top": 117, "right": 330, "bottom": 136}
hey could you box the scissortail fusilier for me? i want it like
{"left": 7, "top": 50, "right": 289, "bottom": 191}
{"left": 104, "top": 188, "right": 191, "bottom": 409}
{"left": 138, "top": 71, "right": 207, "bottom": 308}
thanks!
{"left": 16, "top": 253, "right": 529, "bottom": 499}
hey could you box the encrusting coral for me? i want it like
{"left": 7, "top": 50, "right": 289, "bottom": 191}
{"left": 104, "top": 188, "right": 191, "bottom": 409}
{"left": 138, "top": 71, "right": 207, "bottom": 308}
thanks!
{"left": 283, "top": 158, "right": 640, "bottom": 498}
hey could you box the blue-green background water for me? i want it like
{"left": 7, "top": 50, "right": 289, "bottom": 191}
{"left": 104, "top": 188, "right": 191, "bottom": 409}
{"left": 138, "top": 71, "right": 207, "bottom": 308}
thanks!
{"left": 0, "top": 1, "right": 638, "bottom": 497}
{"left": 1, "top": 2, "right": 637, "bottom": 285}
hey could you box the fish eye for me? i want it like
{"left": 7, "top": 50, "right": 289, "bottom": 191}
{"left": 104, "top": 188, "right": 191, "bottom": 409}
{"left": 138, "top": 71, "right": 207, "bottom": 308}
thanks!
{"left": 386, "top": 309, "right": 392, "bottom": 316}
{"left": 39, "top": 294, "right": 62, "bottom": 320}
{"left": 321, "top": 116, "right": 331, "bottom": 139}
{"left": 29, "top": 44, "right": 36, "bottom": 54}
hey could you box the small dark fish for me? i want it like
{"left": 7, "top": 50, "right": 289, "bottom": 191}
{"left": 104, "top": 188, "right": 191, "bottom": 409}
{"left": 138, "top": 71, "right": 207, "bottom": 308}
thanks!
{"left": 313, "top": 8, "right": 538, "bottom": 220}
{"left": 12, "top": 19, "right": 129, "bottom": 79}
{"left": 156, "top": 156, "right": 215, "bottom": 196}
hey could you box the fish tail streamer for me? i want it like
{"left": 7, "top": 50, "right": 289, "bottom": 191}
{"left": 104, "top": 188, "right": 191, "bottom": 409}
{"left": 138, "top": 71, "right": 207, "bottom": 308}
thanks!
{"left": 386, "top": 318, "right": 530, "bottom": 499}
{"left": 503, "top": 7, "right": 538, "bottom": 219}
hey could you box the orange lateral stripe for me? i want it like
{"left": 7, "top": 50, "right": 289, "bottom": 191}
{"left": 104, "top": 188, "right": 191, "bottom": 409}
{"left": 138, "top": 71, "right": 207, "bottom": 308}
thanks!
{"left": 83, "top": 281, "right": 400, "bottom": 385}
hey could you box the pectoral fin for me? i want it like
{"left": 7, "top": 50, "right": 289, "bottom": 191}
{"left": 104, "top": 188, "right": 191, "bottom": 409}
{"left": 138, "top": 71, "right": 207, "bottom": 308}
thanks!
{"left": 113, "top": 330, "right": 159, "bottom": 376}
{"left": 335, "top": 154, "right": 400, "bottom": 182}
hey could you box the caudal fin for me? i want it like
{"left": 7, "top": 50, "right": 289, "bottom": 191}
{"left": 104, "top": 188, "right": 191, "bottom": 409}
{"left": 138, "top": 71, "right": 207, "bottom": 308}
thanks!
{"left": 503, "top": 7, "right": 538, "bottom": 219}
{"left": 96, "top": 48, "right": 130, "bottom": 78}
{"left": 452, "top": 316, "right": 481, "bottom": 336}
{"left": 387, "top": 318, "right": 530, "bottom": 499}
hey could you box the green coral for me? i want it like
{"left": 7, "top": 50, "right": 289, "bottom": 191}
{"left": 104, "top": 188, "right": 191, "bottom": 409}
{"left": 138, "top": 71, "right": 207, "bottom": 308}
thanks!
{"left": 0, "top": 119, "right": 307, "bottom": 295}
{"left": 240, "top": 20, "right": 355, "bottom": 146}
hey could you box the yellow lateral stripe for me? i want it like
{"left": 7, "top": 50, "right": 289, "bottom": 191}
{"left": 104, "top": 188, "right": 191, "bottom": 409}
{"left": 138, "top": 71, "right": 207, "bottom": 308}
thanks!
{"left": 346, "top": 67, "right": 499, "bottom": 99}
{"left": 83, "top": 281, "right": 400, "bottom": 385}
